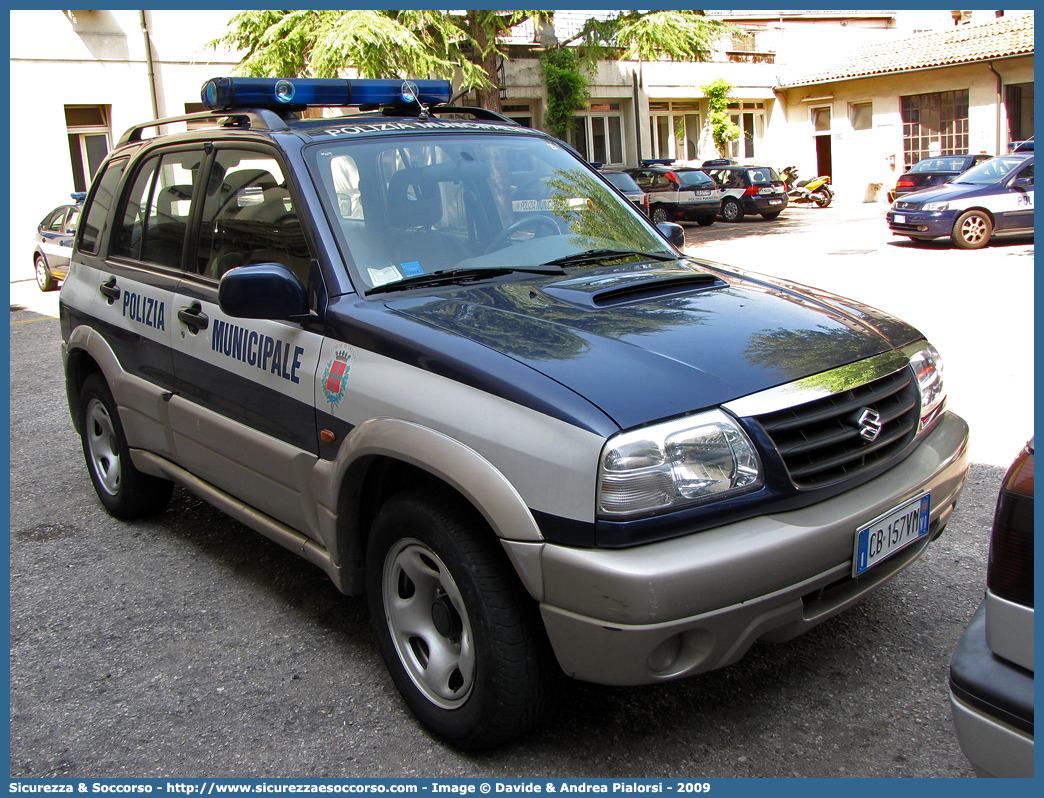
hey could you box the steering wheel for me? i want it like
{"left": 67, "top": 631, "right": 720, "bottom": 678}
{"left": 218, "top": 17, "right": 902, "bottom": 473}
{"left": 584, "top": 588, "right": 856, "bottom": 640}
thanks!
{"left": 485, "top": 215, "right": 563, "bottom": 253}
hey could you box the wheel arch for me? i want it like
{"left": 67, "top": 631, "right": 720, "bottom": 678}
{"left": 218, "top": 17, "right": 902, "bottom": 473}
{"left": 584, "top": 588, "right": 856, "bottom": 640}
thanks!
{"left": 63, "top": 326, "right": 113, "bottom": 434}
{"left": 317, "top": 418, "right": 545, "bottom": 596}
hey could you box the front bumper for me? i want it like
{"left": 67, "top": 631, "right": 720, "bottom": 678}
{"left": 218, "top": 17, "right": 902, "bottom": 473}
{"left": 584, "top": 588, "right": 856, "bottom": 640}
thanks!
{"left": 887, "top": 209, "right": 959, "bottom": 238}
{"left": 508, "top": 412, "right": 969, "bottom": 686}
{"left": 949, "top": 601, "right": 1035, "bottom": 777}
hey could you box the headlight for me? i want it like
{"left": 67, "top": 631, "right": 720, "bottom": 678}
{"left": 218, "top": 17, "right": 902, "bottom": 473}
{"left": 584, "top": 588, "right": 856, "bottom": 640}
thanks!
{"left": 908, "top": 343, "right": 946, "bottom": 432}
{"left": 921, "top": 201, "right": 950, "bottom": 211}
{"left": 597, "top": 410, "right": 762, "bottom": 518}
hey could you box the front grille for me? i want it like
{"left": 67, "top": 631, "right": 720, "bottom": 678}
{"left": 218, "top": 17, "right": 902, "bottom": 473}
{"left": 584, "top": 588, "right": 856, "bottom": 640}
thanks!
{"left": 752, "top": 368, "right": 920, "bottom": 489}
{"left": 894, "top": 200, "right": 919, "bottom": 210}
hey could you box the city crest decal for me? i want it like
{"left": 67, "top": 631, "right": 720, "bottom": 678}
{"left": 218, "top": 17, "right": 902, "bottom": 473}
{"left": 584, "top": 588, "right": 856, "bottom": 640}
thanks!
{"left": 322, "top": 347, "right": 354, "bottom": 408}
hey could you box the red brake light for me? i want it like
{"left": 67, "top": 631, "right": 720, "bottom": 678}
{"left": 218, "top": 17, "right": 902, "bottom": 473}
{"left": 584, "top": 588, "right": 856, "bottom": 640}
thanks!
{"left": 665, "top": 171, "right": 679, "bottom": 183}
{"left": 744, "top": 186, "right": 758, "bottom": 195}
{"left": 986, "top": 443, "right": 1034, "bottom": 606}
{"left": 897, "top": 180, "right": 915, "bottom": 188}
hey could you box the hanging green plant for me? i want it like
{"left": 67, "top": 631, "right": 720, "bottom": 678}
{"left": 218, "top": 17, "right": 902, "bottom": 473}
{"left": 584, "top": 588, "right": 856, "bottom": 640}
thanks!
{"left": 539, "top": 48, "right": 590, "bottom": 139}
{"left": 701, "top": 78, "right": 741, "bottom": 158}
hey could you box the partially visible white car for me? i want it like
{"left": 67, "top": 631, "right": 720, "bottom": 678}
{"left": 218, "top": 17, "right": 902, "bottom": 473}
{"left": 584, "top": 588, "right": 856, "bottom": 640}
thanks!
{"left": 949, "top": 438, "right": 1034, "bottom": 777}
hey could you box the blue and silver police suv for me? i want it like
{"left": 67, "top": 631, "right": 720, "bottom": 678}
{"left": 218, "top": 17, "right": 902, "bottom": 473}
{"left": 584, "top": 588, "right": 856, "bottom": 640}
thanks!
{"left": 60, "top": 77, "right": 970, "bottom": 748}
{"left": 887, "top": 153, "right": 1034, "bottom": 249}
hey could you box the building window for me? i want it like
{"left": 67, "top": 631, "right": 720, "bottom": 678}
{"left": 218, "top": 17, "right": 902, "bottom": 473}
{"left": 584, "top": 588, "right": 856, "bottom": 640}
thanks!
{"left": 649, "top": 103, "right": 701, "bottom": 161}
{"left": 811, "top": 106, "right": 831, "bottom": 132}
{"left": 901, "top": 90, "right": 969, "bottom": 168}
{"left": 502, "top": 103, "right": 534, "bottom": 128}
{"left": 571, "top": 105, "right": 624, "bottom": 166}
{"left": 65, "top": 105, "right": 111, "bottom": 193}
{"left": 728, "top": 103, "right": 766, "bottom": 160}
{"left": 850, "top": 102, "right": 873, "bottom": 131}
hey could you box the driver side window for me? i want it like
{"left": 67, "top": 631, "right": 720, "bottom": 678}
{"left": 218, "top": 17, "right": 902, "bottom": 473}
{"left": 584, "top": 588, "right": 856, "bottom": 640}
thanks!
{"left": 196, "top": 149, "right": 311, "bottom": 283}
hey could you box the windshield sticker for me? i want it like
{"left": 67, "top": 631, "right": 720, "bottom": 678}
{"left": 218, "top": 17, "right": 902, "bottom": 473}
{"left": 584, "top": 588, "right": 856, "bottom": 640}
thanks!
{"left": 513, "top": 199, "right": 552, "bottom": 212}
{"left": 367, "top": 265, "right": 402, "bottom": 287}
{"left": 401, "top": 261, "right": 423, "bottom": 277}
{"left": 322, "top": 347, "right": 354, "bottom": 408}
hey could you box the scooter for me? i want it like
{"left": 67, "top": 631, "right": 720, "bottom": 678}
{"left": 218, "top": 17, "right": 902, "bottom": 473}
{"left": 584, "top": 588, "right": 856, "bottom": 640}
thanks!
{"left": 780, "top": 166, "right": 833, "bottom": 208}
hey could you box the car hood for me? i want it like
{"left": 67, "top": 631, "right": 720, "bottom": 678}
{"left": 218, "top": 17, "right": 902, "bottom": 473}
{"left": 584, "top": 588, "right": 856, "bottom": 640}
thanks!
{"left": 383, "top": 260, "right": 922, "bottom": 430}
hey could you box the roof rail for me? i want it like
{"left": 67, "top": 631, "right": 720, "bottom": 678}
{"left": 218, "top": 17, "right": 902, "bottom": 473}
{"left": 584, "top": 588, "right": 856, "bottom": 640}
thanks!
{"left": 117, "top": 109, "right": 290, "bottom": 146}
{"left": 422, "top": 105, "right": 521, "bottom": 125}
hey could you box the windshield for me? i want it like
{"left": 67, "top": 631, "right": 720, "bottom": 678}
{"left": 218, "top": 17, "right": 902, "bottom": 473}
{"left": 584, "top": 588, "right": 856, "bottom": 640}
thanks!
{"left": 306, "top": 131, "right": 671, "bottom": 292}
{"left": 675, "top": 170, "right": 715, "bottom": 188}
{"left": 952, "top": 155, "right": 1029, "bottom": 185}
{"left": 602, "top": 172, "right": 640, "bottom": 191}
{"left": 909, "top": 156, "right": 972, "bottom": 173}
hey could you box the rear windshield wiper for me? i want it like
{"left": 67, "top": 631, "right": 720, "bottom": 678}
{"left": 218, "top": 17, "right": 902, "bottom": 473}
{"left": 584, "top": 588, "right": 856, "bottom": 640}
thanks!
{"left": 365, "top": 266, "right": 564, "bottom": 296}
{"left": 540, "top": 249, "right": 678, "bottom": 268}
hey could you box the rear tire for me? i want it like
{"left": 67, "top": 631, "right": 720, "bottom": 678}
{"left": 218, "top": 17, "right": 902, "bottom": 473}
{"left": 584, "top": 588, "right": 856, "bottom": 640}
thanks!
{"left": 951, "top": 210, "right": 992, "bottom": 249}
{"left": 696, "top": 216, "right": 715, "bottom": 227}
{"left": 79, "top": 373, "right": 174, "bottom": 518}
{"left": 811, "top": 189, "right": 832, "bottom": 208}
{"left": 761, "top": 212, "right": 780, "bottom": 220}
{"left": 721, "top": 197, "right": 743, "bottom": 222}
{"left": 651, "top": 205, "right": 670, "bottom": 225}
{"left": 366, "top": 488, "right": 560, "bottom": 749}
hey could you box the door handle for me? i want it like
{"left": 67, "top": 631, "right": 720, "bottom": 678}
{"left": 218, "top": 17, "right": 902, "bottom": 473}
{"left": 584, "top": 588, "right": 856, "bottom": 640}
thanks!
{"left": 177, "top": 303, "right": 209, "bottom": 333}
{"left": 99, "top": 277, "right": 121, "bottom": 304}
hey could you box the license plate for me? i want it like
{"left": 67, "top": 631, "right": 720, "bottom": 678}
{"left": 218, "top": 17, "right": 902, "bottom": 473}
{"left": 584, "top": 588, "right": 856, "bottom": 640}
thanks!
{"left": 894, "top": 215, "right": 906, "bottom": 224}
{"left": 695, "top": 190, "right": 711, "bottom": 197}
{"left": 768, "top": 199, "right": 782, "bottom": 205}
{"left": 853, "top": 493, "right": 930, "bottom": 576}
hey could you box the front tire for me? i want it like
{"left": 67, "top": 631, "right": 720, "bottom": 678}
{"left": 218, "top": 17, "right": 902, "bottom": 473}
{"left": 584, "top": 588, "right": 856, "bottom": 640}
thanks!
{"left": 366, "top": 489, "right": 559, "bottom": 749}
{"left": 79, "top": 373, "right": 174, "bottom": 518}
{"left": 35, "top": 255, "right": 56, "bottom": 292}
{"left": 721, "top": 197, "right": 743, "bottom": 222}
{"left": 951, "top": 210, "right": 992, "bottom": 249}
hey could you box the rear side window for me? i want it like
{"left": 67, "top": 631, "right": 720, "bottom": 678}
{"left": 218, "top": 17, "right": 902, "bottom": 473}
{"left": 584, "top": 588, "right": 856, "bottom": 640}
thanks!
{"left": 77, "top": 157, "right": 128, "bottom": 255}
{"left": 113, "top": 150, "right": 202, "bottom": 269}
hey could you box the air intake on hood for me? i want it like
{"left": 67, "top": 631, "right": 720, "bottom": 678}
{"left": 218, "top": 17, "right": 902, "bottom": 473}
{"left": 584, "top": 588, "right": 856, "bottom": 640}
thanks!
{"left": 544, "top": 272, "right": 726, "bottom": 308}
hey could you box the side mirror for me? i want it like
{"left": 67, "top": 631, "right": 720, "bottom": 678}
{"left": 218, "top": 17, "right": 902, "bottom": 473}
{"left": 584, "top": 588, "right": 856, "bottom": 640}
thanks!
{"left": 1012, "top": 176, "right": 1034, "bottom": 188}
{"left": 656, "top": 221, "right": 686, "bottom": 249}
{"left": 218, "top": 263, "right": 312, "bottom": 322}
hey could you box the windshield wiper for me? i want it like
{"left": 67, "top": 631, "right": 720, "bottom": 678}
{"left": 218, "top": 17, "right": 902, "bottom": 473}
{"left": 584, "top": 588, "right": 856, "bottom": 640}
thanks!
{"left": 540, "top": 249, "right": 678, "bottom": 268}
{"left": 365, "top": 266, "right": 564, "bottom": 296}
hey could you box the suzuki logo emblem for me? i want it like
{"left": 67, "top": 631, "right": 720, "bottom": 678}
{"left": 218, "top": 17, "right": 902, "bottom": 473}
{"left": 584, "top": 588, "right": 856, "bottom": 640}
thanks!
{"left": 857, "top": 408, "right": 883, "bottom": 442}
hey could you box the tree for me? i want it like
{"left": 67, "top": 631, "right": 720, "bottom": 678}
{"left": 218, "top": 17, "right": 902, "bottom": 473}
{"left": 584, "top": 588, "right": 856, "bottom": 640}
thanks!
{"left": 701, "top": 78, "right": 742, "bottom": 158}
{"left": 210, "top": 10, "right": 548, "bottom": 113}
{"left": 210, "top": 10, "right": 731, "bottom": 116}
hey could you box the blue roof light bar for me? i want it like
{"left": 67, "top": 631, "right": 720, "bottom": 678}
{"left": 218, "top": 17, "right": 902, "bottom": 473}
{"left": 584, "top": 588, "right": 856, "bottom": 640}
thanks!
{"left": 201, "top": 77, "right": 453, "bottom": 112}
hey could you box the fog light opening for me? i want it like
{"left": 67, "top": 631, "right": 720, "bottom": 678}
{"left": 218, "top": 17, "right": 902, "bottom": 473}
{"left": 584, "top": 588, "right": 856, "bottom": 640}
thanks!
{"left": 648, "top": 635, "right": 683, "bottom": 673}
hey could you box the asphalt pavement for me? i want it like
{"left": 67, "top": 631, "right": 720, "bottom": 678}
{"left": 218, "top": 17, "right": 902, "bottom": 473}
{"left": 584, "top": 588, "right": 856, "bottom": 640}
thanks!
{"left": 8, "top": 197, "right": 1033, "bottom": 779}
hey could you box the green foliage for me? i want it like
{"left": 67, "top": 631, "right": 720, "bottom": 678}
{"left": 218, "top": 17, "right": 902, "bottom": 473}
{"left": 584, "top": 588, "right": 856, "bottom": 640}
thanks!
{"left": 539, "top": 49, "right": 590, "bottom": 138}
{"left": 209, "top": 9, "right": 732, "bottom": 116}
{"left": 701, "top": 78, "right": 741, "bottom": 157}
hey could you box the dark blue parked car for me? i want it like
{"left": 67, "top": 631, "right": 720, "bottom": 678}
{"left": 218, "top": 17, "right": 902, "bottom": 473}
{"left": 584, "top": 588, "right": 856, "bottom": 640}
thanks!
{"left": 887, "top": 154, "right": 1033, "bottom": 249}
